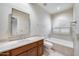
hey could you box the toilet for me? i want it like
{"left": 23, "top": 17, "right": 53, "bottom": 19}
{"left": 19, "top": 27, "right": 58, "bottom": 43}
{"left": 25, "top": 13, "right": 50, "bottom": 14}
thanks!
{"left": 44, "top": 40, "right": 54, "bottom": 55}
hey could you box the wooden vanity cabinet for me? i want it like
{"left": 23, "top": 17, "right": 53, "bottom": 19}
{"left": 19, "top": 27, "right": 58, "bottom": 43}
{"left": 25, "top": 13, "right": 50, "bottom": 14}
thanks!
{"left": 0, "top": 39, "right": 44, "bottom": 56}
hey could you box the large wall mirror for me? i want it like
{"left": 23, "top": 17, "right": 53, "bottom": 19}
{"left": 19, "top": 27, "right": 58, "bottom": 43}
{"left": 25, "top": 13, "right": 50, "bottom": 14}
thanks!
{"left": 9, "top": 8, "right": 30, "bottom": 37}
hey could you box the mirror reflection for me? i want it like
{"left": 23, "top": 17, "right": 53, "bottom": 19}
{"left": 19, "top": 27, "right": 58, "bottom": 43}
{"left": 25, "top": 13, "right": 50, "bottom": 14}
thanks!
{"left": 10, "top": 8, "right": 30, "bottom": 36}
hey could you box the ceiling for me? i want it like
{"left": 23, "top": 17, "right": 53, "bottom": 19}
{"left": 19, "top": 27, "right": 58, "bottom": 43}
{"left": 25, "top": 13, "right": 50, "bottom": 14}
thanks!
{"left": 38, "top": 3, "right": 73, "bottom": 14}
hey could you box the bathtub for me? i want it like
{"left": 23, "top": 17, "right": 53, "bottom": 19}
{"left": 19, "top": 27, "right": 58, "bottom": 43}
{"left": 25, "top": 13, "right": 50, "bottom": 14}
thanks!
{"left": 45, "top": 38, "right": 74, "bottom": 56}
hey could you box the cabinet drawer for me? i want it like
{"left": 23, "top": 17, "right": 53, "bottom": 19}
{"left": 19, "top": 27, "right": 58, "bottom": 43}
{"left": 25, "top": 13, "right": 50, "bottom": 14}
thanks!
{"left": 37, "top": 40, "right": 43, "bottom": 45}
{"left": 10, "top": 42, "right": 37, "bottom": 56}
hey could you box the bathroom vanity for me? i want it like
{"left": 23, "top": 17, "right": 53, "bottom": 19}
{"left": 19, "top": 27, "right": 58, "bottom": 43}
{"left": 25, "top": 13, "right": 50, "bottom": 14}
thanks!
{"left": 0, "top": 38, "right": 44, "bottom": 56}
{"left": 0, "top": 8, "right": 44, "bottom": 56}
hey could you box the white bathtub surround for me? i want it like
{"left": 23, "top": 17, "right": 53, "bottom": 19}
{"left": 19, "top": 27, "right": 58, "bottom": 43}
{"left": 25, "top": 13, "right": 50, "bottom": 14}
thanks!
{"left": 0, "top": 37, "right": 44, "bottom": 53}
{"left": 50, "top": 33, "right": 72, "bottom": 42}
{"left": 45, "top": 38, "right": 73, "bottom": 48}
{"left": 45, "top": 38, "right": 74, "bottom": 56}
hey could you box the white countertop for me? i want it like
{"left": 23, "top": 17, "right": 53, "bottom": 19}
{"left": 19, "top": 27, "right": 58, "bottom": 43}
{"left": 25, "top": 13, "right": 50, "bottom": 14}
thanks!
{"left": 0, "top": 37, "right": 44, "bottom": 53}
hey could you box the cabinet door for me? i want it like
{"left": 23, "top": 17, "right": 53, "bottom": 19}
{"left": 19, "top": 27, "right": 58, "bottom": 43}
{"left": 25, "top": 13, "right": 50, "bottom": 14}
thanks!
{"left": 27, "top": 47, "right": 37, "bottom": 56}
{"left": 37, "top": 45, "right": 43, "bottom": 56}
